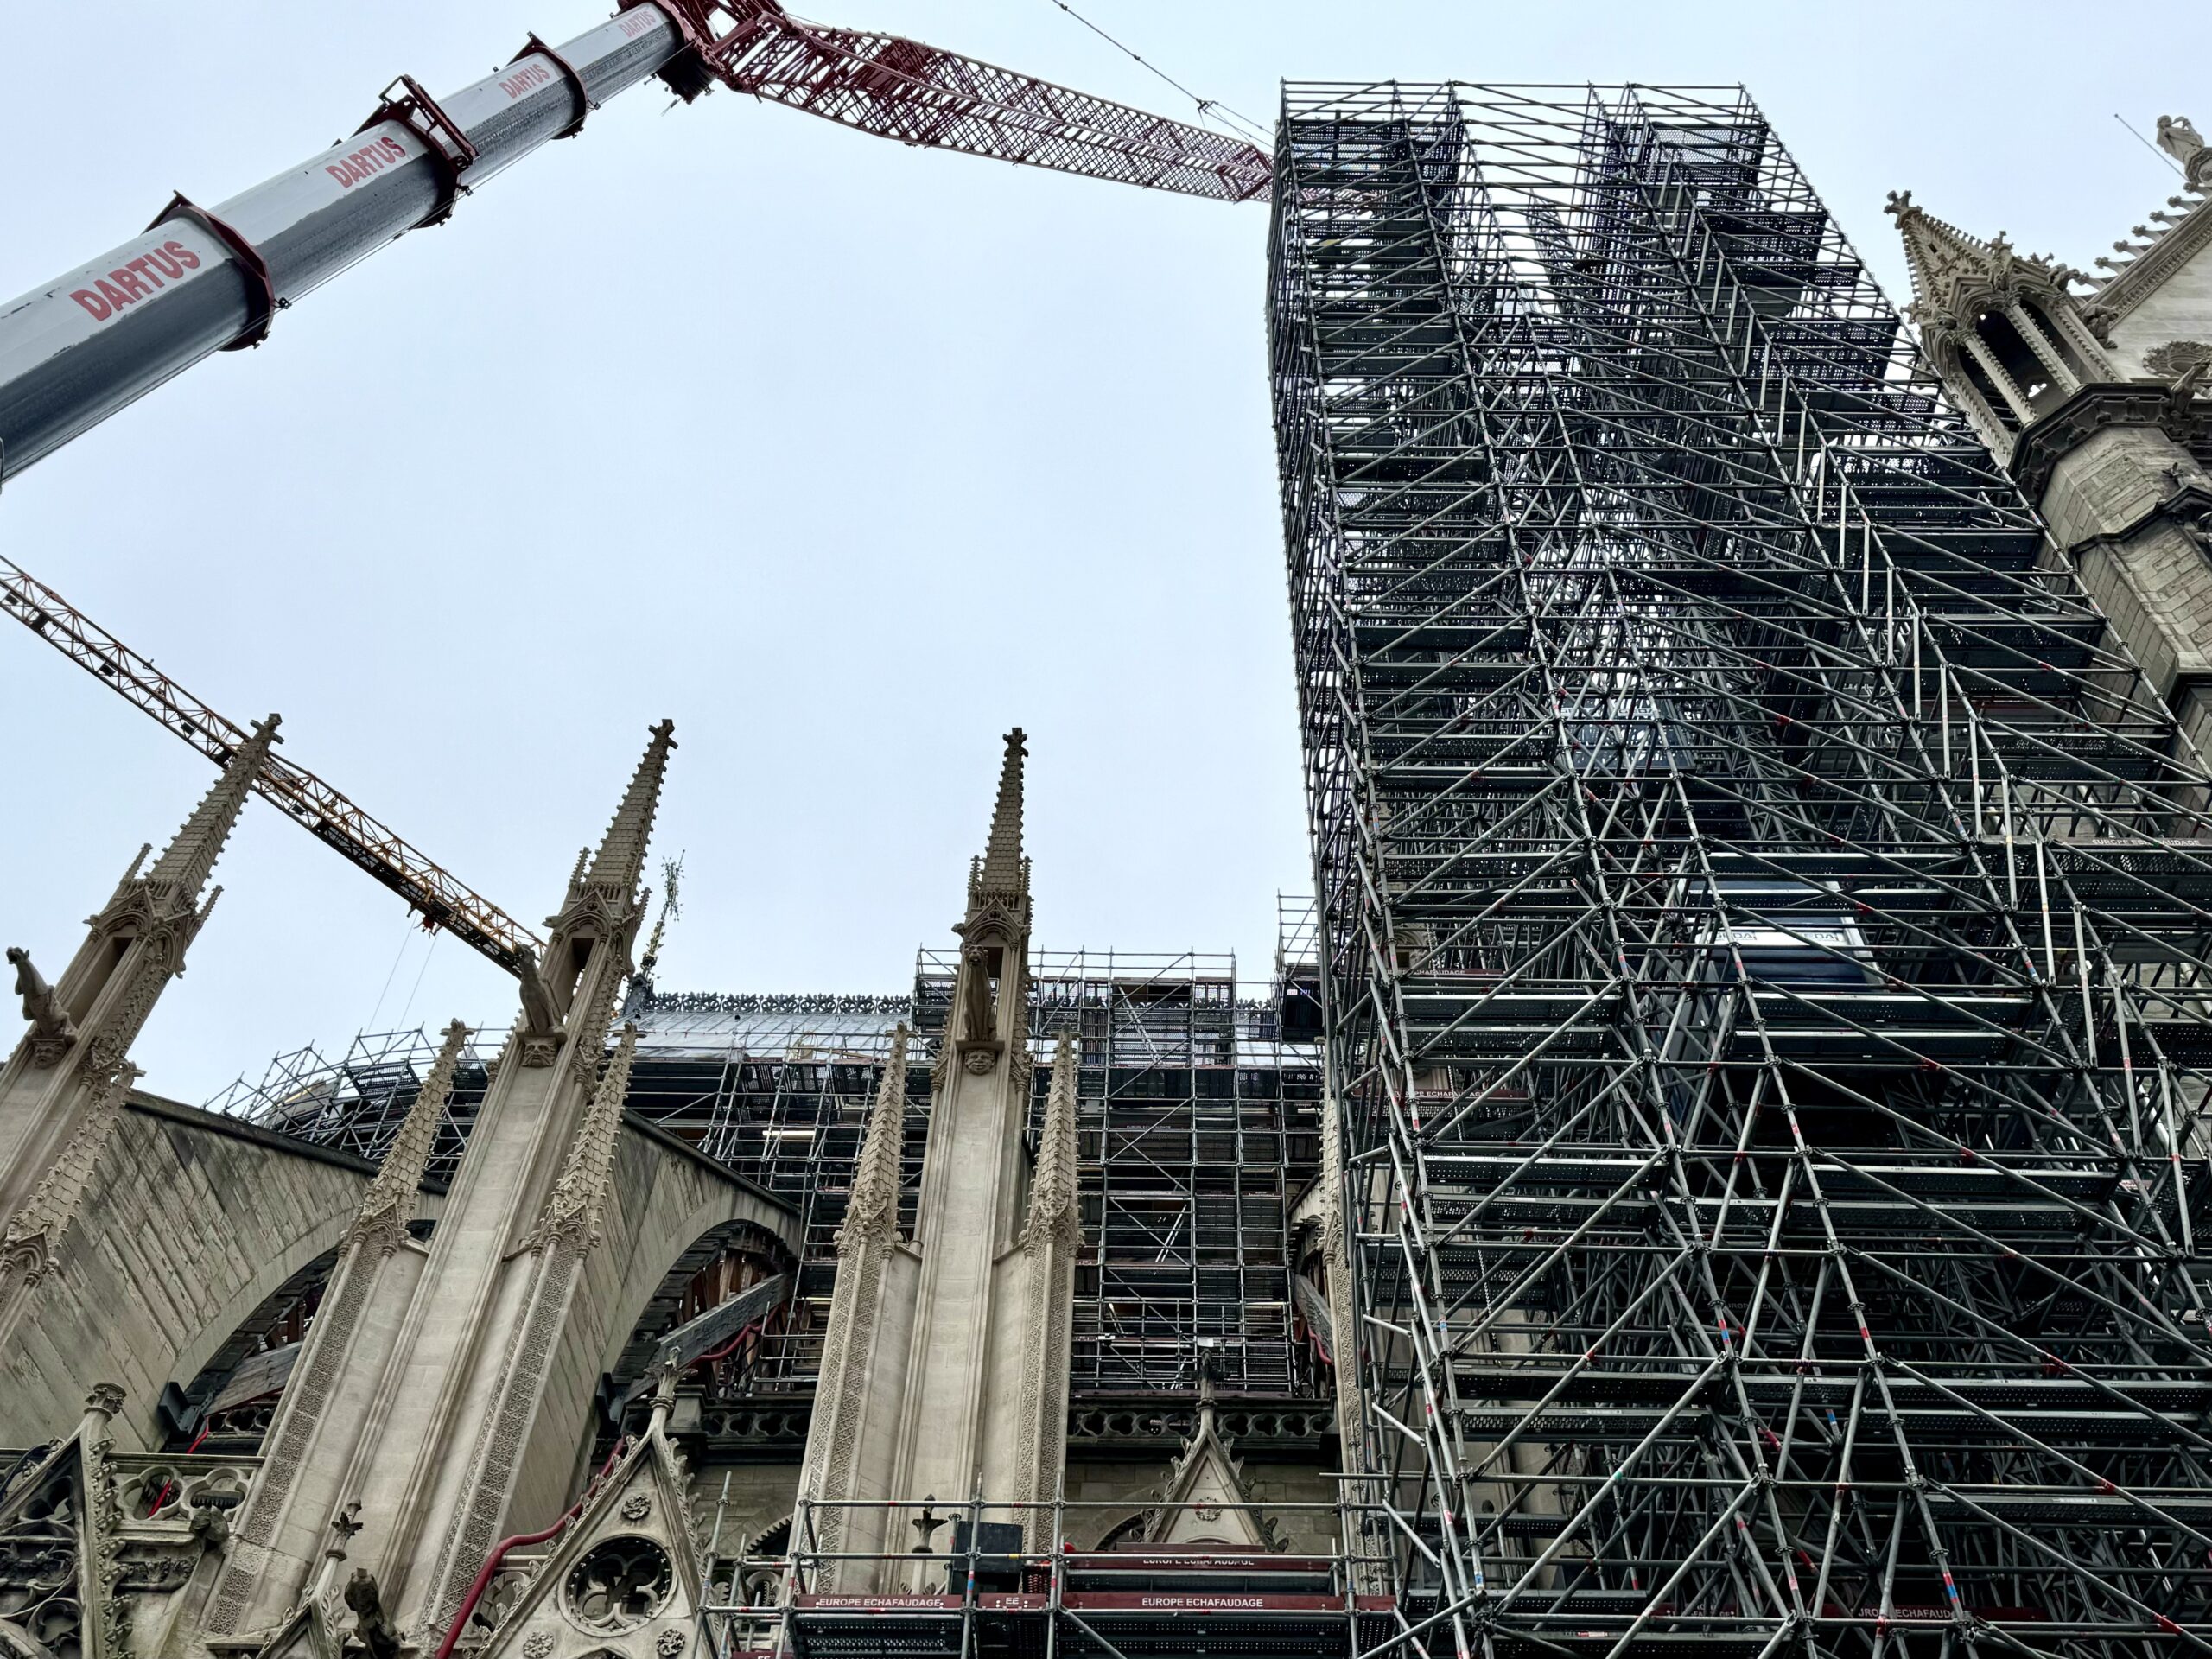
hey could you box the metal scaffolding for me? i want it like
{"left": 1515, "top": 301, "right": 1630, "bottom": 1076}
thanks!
{"left": 212, "top": 954, "right": 1328, "bottom": 1433}
{"left": 1272, "top": 82, "right": 2212, "bottom": 1657}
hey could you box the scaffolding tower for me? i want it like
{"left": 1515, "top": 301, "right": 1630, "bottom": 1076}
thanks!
{"left": 211, "top": 955, "right": 1328, "bottom": 1430}
{"left": 1272, "top": 83, "right": 2212, "bottom": 1657}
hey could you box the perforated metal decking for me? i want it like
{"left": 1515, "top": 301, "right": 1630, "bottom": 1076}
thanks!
{"left": 1271, "top": 82, "right": 2212, "bottom": 1657}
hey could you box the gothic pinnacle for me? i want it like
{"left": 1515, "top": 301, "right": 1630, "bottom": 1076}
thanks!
{"left": 349, "top": 1019, "right": 470, "bottom": 1252}
{"left": 536, "top": 1020, "right": 642, "bottom": 1249}
{"left": 146, "top": 715, "right": 280, "bottom": 899}
{"left": 974, "top": 728, "right": 1027, "bottom": 901}
{"left": 1021, "top": 1031, "right": 1081, "bottom": 1249}
{"left": 582, "top": 720, "right": 677, "bottom": 898}
{"left": 1882, "top": 191, "right": 2050, "bottom": 319}
{"left": 840, "top": 1024, "right": 909, "bottom": 1248}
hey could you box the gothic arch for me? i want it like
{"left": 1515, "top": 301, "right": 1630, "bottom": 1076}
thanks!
{"left": 162, "top": 1242, "right": 345, "bottom": 1449}
{"left": 596, "top": 1212, "right": 796, "bottom": 1412}
{"left": 158, "top": 1224, "right": 347, "bottom": 1435}
{"left": 0, "top": 1099, "right": 416, "bottom": 1452}
{"left": 505, "top": 1123, "right": 801, "bottom": 1530}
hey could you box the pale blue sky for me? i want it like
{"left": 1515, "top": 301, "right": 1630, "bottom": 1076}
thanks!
{"left": 1, "top": 0, "right": 2195, "bottom": 1100}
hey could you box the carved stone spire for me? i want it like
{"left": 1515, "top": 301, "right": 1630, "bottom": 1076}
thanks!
{"left": 144, "top": 715, "right": 281, "bottom": 899}
{"left": 349, "top": 1020, "right": 470, "bottom": 1255}
{"left": 969, "top": 728, "right": 1028, "bottom": 911}
{"left": 1885, "top": 189, "right": 2015, "bottom": 322}
{"left": 527, "top": 722, "right": 676, "bottom": 1065}
{"left": 1020, "top": 1033, "right": 1080, "bottom": 1250}
{"left": 580, "top": 721, "right": 676, "bottom": 899}
{"left": 1883, "top": 189, "right": 2120, "bottom": 462}
{"left": 1885, "top": 190, "right": 2100, "bottom": 353}
{"left": 951, "top": 732, "right": 1033, "bottom": 1064}
{"left": 840, "top": 1026, "right": 908, "bottom": 1249}
{"left": 531, "top": 1021, "right": 640, "bottom": 1250}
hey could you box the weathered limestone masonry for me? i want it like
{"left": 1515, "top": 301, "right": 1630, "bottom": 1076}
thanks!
{"left": 0, "top": 1087, "right": 445, "bottom": 1452}
{"left": 792, "top": 731, "right": 1080, "bottom": 1589}
{"left": 0, "top": 1087, "right": 794, "bottom": 1459}
{"left": 0, "top": 715, "right": 280, "bottom": 1354}
{"left": 0, "top": 709, "right": 811, "bottom": 1659}
{"left": 1892, "top": 120, "right": 2212, "bottom": 753}
{"left": 198, "top": 719, "right": 680, "bottom": 1650}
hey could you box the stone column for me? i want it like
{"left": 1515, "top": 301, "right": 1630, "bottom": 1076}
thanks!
{"left": 1961, "top": 332, "right": 2036, "bottom": 423}
{"left": 2005, "top": 302, "right": 2081, "bottom": 392}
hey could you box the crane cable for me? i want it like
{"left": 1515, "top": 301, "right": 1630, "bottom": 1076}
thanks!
{"left": 1036, "top": 0, "right": 1269, "bottom": 144}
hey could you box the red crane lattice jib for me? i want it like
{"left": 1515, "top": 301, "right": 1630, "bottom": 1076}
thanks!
{"left": 0, "top": 559, "right": 543, "bottom": 979}
{"left": 631, "top": 0, "right": 1271, "bottom": 202}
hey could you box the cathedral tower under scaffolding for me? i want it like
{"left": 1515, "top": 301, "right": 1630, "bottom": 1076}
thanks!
{"left": 1271, "top": 82, "right": 2212, "bottom": 1655}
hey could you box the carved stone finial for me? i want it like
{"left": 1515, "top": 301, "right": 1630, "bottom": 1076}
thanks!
{"left": 583, "top": 720, "right": 678, "bottom": 898}
{"left": 1020, "top": 1032, "right": 1082, "bottom": 1251}
{"left": 1885, "top": 188, "right": 1914, "bottom": 219}
{"left": 951, "top": 733, "right": 1034, "bottom": 1058}
{"left": 975, "top": 728, "right": 1027, "bottom": 902}
{"left": 9, "top": 945, "right": 76, "bottom": 1065}
{"left": 85, "top": 1382, "right": 124, "bottom": 1420}
{"left": 839, "top": 1026, "right": 909, "bottom": 1249}
{"left": 349, "top": 1019, "right": 470, "bottom": 1253}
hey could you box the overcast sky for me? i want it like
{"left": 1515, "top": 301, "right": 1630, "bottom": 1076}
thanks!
{"left": 2, "top": 0, "right": 2195, "bottom": 1103}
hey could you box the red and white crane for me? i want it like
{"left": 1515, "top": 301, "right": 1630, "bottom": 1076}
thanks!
{"left": 0, "top": 1, "right": 1268, "bottom": 977}
{"left": 0, "top": 0, "right": 1266, "bottom": 484}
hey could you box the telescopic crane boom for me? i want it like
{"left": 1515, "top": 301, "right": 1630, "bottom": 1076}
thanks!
{"left": 0, "top": 3, "right": 1267, "bottom": 976}
{"left": 0, "top": 0, "right": 1268, "bottom": 486}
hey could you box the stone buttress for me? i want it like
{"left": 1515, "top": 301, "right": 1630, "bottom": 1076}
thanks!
{"left": 0, "top": 716, "right": 280, "bottom": 1351}
{"left": 196, "top": 721, "right": 676, "bottom": 1649}
{"left": 793, "top": 730, "right": 1080, "bottom": 1591}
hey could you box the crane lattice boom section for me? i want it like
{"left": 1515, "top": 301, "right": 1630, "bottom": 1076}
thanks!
{"left": 1272, "top": 82, "right": 2212, "bottom": 1651}
{"left": 0, "top": 3, "right": 1265, "bottom": 492}
{"left": 652, "top": 0, "right": 1270, "bottom": 200}
{"left": 0, "top": 557, "right": 543, "bottom": 976}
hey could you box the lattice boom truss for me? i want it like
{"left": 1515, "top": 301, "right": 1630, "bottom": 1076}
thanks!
{"left": 1270, "top": 83, "right": 2212, "bottom": 1656}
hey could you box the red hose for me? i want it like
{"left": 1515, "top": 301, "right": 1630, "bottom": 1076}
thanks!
{"left": 153, "top": 1420, "right": 214, "bottom": 1516}
{"left": 692, "top": 1319, "right": 764, "bottom": 1371}
{"left": 433, "top": 1438, "right": 625, "bottom": 1659}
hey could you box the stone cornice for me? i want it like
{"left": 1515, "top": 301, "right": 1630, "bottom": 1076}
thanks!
{"left": 2090, "top": 193, "right": 2212, "bottom": 325}
{"left": 2006, "top": 381, "right": 2209, "bottom": 500}
{"left": 125, "top": 1090, "right": 445, "bottom": 1191}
